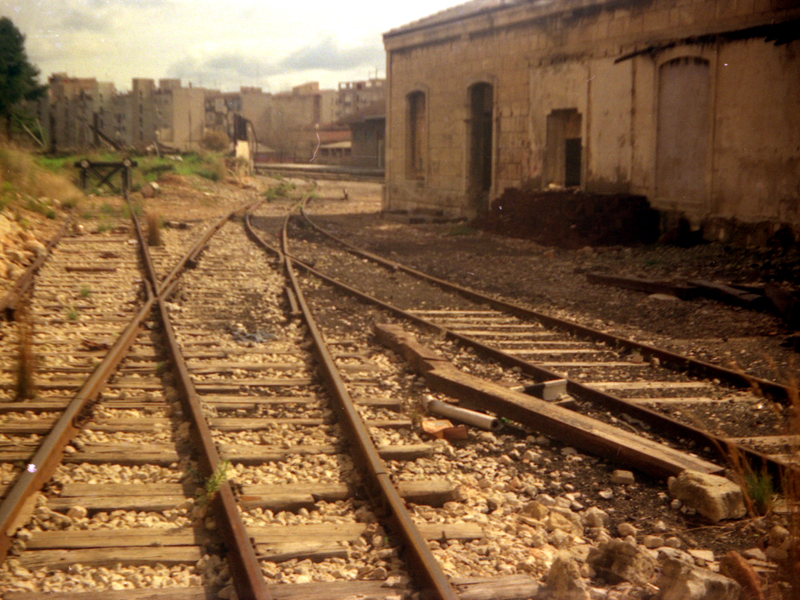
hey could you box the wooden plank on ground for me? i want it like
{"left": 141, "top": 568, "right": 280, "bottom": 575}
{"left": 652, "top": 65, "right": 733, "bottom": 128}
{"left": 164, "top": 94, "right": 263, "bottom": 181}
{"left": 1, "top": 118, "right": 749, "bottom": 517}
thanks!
{"left": 52, "top": 479, "right": 458, "bottom": 511}
{"left": 7, "top": 588, "right": 214, "bottom": 600}
{"left": 17, "top": 546, "right": 204, "bottom": 570}
{"left": 352, "top": 396, "right": 404, "bottom": 409}
{"left": 60, "top": 483, "right": 198, "bottom": 497}
{"left": 211, "top": 417, "right": 410, "bottom": 430}
{"left": 64, "top": 445, "right": 180, "bottom": 465}
{"left": 503, "top": 349, "right": 608, "bottom": 356}
{"left": 240, "top": 479, "right": 459, "bottom": 508}
{"left": 183, "top": 348, "right": 297, "bottom": 358}
{"left": 376, "top": 323, "right": 723, "bottom": 479}
{"left": 267, "top": 580, "right": 411, "bottom": 600}
{"left": 586, "top": 272, "right": 698, "bottom": 299}
{"left": 219, "top": 443, "right": 432, "bottom": 463}
{"left": 26, "top": 527, "right": 213, "bottom": 549}
{"left": 47, "top": 495, "right": 192, "bottom": 512}
{"left": 247, "top": 521, "right": 482, "bottom": 544}
{"left": 540, "top": 361, "right": 647, "bottom": 368}
{"left": 200, "top": 395, "right": 320, "bottom": 407}
{"left": 195, "top": 378, "right": 314, "bottom": 392}
{"left": 188, "top": 363, "right": 306, "bottom": 374}
{"left": 255, "top": 542, "right": 348, "bottom": 563}
{"left": 453, "top": 574, "right": 541, "bottom": 600}
{"left": 592, "top": 381, "right": 712, "bottom": 390}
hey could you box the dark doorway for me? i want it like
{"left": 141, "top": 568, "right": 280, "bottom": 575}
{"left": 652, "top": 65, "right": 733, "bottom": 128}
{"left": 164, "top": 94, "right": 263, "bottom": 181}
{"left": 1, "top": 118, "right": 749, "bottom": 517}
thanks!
{"left": 565, "top": 138, "right": 581, "bottom": 187}
{"left": 545, "top": 109, "right": 582, "bottom": 188}
{"left": 468, "top": 82, "right": 493, "bottom": 209}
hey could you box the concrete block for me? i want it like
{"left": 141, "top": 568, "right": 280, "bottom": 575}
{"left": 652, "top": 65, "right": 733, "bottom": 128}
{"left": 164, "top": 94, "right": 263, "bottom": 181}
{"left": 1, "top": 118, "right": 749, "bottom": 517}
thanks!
{"left": 524, "top": 379, "right": 568, "bottom": 401}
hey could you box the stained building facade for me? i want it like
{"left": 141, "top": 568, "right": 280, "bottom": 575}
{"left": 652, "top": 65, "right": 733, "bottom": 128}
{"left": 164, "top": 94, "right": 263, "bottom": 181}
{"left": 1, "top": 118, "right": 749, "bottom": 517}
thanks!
{"left": 383, "top": 0, "right": 800, "bottom": 230}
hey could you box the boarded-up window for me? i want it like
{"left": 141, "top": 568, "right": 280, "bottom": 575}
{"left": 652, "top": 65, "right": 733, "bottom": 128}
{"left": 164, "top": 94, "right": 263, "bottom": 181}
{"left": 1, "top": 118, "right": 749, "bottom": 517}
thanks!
{"left": 407, "top": 91, "right": 426, "bottom": 179}
{"left": 656, "top": 57, "right": 710, "bottom": 209}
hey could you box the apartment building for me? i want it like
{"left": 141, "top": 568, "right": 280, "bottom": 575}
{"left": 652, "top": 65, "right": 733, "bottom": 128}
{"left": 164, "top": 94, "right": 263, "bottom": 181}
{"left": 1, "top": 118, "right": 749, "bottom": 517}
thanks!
{"left": 336, "top": 78, "right": 385, "bottom": 120}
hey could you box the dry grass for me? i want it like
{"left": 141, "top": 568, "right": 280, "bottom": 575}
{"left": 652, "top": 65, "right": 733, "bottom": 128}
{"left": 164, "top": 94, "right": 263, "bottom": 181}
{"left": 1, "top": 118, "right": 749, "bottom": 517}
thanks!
{"left": 0, "top": 143, "right": 83, "bottom": 208}
{"left": 723, "top": 375, "right": 799, "bottom": 600}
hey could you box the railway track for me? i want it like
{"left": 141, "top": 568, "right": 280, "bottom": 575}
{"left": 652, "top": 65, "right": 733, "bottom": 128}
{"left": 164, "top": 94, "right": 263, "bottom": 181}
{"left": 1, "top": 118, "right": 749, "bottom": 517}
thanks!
{"left": 278, "top": 205, "right": 798, "bottom": 483}
{"left": 0, "top": 177, "right": 795, "bottom": 598}
{"left": 0, "top": 193, "right": 546, "bottom": 598}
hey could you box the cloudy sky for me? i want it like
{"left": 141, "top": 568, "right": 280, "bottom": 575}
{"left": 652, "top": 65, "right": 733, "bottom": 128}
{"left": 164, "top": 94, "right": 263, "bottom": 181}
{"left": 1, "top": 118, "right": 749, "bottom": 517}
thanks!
{"left": 3, "top": 0, "right": 464, "bottom": 93}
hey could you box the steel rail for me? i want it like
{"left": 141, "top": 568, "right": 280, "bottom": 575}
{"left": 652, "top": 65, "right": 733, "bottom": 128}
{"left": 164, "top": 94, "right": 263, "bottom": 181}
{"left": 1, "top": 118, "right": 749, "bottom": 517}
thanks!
{"left": 0, "top": 281, "right": 155, "bottom": 562}
{"left": 244, "top": 208, "right": 460, "bottom": 600}
{"left": 279, "top": 217, "right": 793, "bottom": 481}
{"left": 300, "top": 207, "right": 793, "bottom": 404}
{"left": 131, "top": 206, "right": 272, "bottom": 600}
{"left": 0, "top": 218, "right": 72, "bottom": 320}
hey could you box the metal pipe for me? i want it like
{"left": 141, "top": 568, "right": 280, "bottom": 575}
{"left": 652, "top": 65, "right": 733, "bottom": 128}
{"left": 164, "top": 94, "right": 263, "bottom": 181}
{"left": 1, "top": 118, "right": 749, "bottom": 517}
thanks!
{"left": 427, "top": 400, "right": 502, "bottom": 431}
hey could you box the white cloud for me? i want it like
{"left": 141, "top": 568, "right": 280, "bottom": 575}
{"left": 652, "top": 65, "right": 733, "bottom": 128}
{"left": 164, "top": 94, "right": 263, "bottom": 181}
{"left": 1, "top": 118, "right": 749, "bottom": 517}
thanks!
{"left": 7, "top": 0, "right": 465, "bottom": 92}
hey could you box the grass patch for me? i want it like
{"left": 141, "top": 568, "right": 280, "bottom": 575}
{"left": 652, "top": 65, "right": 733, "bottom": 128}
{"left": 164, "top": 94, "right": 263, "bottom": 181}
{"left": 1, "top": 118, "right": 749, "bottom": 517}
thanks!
{"left": 33, "top": 150, "right": 229, "bottom": 196}
{"left": 65, "top": 304, "right": 79, "bottom": 322}
{"left": 263, "top": 179, "right": 296, "bottom": 201}
{"left": 1, "top": 146, "right": 83, "bottom": 207}
{"left": 744, "top": 469, "right": 775, "bottom": 516}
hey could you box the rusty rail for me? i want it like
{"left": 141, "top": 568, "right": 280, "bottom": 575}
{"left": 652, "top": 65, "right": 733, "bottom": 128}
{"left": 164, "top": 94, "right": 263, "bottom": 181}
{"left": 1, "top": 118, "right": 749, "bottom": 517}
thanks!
{"left": 289, "top": 209, "right": 795, "bottom": 481}
{"left": 132, "top": 206, "right": 272, "bottom": 600}
{"left": 0, "top": 282, "right": 155, "bottom": 562}
{"left": 245, "top": 208, "right": 460, "bottom": 600}
{"left": 300, "top": 207, "right": 792, "bottom": 403}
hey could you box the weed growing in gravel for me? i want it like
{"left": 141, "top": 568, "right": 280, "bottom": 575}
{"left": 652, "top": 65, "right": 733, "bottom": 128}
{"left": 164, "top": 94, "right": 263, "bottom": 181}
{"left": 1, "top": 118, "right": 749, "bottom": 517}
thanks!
{"left": 65, "top": 304, "right": 78, "bottom": 321}
{"left": 744, "top": 468, "right": 775, "bottom": 516}
{"left": 200, "top": 460, "right": 233, "bottom": 503}
{"left": 79, "top": 285, "right": 91, "bottom": 299}
{"left": 724, "top": 373, "right": 800, "bottom": 598}
{"left": 263, "top": 179, "right": 295, "bottom": 201}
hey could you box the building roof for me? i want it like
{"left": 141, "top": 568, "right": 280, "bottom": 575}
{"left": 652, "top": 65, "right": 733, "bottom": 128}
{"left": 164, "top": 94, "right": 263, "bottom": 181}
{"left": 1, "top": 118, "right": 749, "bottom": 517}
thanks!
{"left": 342, "top": 99, "right": 386, "bottom": 125}
{"left": 384, "top": 0, "right": 525, "bottom": 37}
{"left": 320, "top": 141, "right": 352, "bottom": 150}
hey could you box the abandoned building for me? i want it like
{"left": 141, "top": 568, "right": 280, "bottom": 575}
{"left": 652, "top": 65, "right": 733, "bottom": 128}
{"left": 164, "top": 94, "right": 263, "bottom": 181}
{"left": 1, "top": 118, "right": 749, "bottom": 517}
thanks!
{"left": 31, "top": 76, "right": 386, "bottom": 163}
{"left": 382, "top": 0, "right": 800, "bottom": 236}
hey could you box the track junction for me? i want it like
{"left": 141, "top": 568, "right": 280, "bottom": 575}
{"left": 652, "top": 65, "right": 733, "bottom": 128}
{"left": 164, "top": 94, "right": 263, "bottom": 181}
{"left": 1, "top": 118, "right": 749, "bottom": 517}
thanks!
{"left": 0, "top": 174, "right": 795, "bottom": 599}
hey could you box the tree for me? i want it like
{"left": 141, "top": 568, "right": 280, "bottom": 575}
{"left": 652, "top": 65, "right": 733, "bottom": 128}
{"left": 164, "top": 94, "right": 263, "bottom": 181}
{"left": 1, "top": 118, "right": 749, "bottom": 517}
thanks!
{"left": 0, "top": 17, "right": 46, "bottom": 138}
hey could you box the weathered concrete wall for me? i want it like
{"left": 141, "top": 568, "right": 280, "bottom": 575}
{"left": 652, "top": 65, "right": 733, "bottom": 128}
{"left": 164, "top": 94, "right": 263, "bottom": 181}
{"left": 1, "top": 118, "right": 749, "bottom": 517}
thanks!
{"left": 384, "top": 0, "right": 800, "bottom": 228}
{"left": 711, "top": 38, "right": 800, "bottom": 224}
